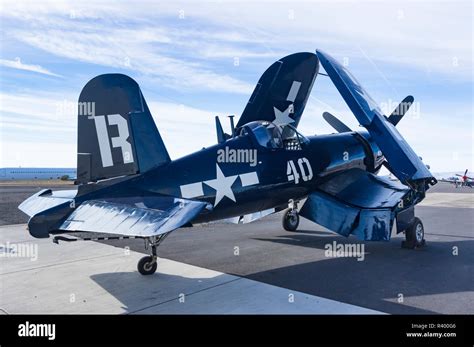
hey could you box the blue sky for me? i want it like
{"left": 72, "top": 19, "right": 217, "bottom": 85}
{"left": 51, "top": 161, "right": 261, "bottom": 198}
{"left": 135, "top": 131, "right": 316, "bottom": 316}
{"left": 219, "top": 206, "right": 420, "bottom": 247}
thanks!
{"left": 0, "top": 0, "right": 472, "bottom": 172}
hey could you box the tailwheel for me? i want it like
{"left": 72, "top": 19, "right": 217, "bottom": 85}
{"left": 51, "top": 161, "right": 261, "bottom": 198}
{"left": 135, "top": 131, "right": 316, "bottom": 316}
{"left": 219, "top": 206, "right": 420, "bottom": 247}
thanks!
{"left": 138, "top": 238, "right": 163, "bottom": 275}
{"left": 401, "top": 217, "right": 425, "bottom": 249}
{"left": 282, "top": 208, "right": 300, "bottom": 232}
{"left": 137, "top": 256, "right": 157, "bottom": 275}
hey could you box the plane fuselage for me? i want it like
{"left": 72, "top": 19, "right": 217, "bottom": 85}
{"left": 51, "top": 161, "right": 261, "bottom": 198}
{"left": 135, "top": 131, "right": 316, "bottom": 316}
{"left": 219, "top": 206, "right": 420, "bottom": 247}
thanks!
{"left": 128, "top": 130, "right": 381, "bottom": 223}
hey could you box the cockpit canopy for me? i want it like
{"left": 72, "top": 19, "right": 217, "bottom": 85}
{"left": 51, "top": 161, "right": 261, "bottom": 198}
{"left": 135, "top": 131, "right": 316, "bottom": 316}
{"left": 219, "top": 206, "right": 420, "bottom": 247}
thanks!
{"left": 239, "top": 121, "right": 309, "bottom": 150}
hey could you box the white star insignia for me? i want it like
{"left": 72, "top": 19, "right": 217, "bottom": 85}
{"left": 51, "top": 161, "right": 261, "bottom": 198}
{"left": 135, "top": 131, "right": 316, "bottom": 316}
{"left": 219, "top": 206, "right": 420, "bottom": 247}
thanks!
{"left": 204, "top": 164, "right": 238, "bottom": 207}
{"left": 273, "top": 105, "right": 295, "bottom": 126}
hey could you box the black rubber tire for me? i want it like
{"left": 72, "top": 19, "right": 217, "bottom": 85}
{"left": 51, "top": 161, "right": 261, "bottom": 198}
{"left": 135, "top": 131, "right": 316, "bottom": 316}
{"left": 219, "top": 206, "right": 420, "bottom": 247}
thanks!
{"left": 402, "top": 217, "right": 425, "bottom": 249}
{"left": 137, "top": 256, "right": 157, "bottom": 275}
{"left": 282, "top": 208, "right": 299, "bottom": 232}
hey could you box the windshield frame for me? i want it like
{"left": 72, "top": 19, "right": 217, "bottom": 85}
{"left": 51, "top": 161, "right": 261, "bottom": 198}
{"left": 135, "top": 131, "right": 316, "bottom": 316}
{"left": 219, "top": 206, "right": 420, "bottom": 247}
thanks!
{"left": 240, "top": 121, "right": 284, "bottom": 150}
{"left": 280, "top": 124, "right": 309, "bottom": 146}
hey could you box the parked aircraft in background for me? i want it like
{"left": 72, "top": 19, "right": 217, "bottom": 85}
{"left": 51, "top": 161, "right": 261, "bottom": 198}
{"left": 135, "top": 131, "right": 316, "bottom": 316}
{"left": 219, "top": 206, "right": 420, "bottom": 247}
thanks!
{"left": 440, "top": 169, "right": 473, "bottom": 188}
{"left": 18, "top": 50, "right": 437, "bottom": 276}
{"left": 0, "top": 168, "right": 77, "bottom": 181}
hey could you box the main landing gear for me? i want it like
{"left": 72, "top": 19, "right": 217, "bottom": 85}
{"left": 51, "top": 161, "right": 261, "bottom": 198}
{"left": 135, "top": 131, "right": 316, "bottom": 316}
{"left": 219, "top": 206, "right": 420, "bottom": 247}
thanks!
{"left": 137, "top": 234, "right": 168, "bottom": 275}
{"left": 138, "top": 255, "right": 157, "bottom": 275}
{"left": 282, "top": 200, "right": 300, "bottom": 232}
{"left": 401, "top": 217, "right": 425, "bottom": 249}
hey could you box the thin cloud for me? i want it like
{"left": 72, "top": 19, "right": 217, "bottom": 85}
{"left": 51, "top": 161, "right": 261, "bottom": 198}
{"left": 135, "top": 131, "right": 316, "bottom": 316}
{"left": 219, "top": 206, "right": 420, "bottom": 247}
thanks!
{"left": 4, "top": 1, "right": 471, "bottom": 82}
{"left": 13, "top": 30, "right": 253, "bottom": 94}
{"left": 0, "top": 0, "right": 471, "bottom": 171}
{"left": 0, "top": 58, "right": 62, "bottom": 77}
{"left": 0, "top": 91, "right": 226, "bottom": 162}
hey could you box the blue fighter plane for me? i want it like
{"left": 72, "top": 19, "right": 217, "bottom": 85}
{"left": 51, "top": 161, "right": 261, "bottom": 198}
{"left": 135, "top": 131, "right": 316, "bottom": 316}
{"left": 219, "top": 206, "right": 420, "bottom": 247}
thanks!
{"left": 19, "top": 50, "right": 437, "bottom": 275}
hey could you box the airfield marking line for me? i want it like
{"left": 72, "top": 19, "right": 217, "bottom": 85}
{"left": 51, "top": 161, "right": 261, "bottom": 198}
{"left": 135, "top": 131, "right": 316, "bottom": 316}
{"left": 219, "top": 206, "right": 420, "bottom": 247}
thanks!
{"left": 0, "top": 238, "right": 49, "bottom": 245}
{"left": 0, "top": 251, "right": 122, "bottom": 276}
{"left": 0, "top": 223, "right": 29, "bottom": 229}
{"left": 420, "top": 203, "right": 474, "bottom": 208}
{"left": 128, "top": 277, "right": 244, "bottom": 314}
{"left": 425, "top": 233, "right": 474, "bottom": 240}
{"left": 0, "top": 307, "right": 10, "bottom": 314}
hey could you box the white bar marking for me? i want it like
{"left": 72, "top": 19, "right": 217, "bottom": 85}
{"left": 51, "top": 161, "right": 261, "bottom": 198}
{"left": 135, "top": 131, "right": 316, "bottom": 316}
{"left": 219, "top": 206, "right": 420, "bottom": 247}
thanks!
{"left": 180, "top": 182, "right": 204, "bottom": 198}
{"left": 240, "top": 172, "right": 259, "bottom": 186}
{"left": 286, "top": 81, "right": 302, "bottom": 102}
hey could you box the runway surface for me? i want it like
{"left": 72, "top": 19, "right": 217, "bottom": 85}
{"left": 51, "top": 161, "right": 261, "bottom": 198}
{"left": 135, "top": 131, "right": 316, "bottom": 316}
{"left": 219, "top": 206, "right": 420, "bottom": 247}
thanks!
{"left": 0, "top": 224, "right": 380, "bottom": 314}
{"left": 1, "top": 181, "right": 472, "bottom": 314}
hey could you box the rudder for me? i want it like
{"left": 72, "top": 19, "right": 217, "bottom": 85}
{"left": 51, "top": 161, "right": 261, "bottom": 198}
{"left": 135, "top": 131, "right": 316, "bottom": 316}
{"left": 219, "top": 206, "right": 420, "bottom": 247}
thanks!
{"left": 77, "top": 74, "right": 170, "bottom": 184}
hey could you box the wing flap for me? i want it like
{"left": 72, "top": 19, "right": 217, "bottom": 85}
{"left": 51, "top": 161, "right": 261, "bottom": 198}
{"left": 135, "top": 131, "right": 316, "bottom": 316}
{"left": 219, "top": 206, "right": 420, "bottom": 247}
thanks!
{"left": 59, "top": 197, "right": 209, "bottom": 237}
{"left": 227, "top": 208, "right": 276, "bottom": 224}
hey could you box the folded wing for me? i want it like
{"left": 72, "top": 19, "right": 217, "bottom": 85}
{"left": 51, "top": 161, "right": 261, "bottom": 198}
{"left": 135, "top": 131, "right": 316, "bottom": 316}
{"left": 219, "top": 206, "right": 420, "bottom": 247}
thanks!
{"left": 237, "top": 52, "right": 319, "bottom": 129}
{"left": 316, "top": 50, "right": 434, "bottom": 184}
{"left": 300, "top": 169, "right": 411, "bottom": 241}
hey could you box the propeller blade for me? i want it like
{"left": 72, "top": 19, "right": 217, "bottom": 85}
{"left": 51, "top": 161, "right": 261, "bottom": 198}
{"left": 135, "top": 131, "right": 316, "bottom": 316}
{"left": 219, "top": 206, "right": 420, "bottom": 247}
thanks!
{"left": 322, "top": 112, "right": 352, "bottom": 133}
{"left": 388, "top": 95, "right": 414, "bottom": 126}
{"left": 464, "top": 169, "right": 468, "bottom": 176}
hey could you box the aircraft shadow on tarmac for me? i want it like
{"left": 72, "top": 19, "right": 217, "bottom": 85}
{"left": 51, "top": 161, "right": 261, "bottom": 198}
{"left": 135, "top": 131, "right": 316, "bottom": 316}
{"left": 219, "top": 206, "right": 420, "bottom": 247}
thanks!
{"left": 90, "top": 232, "right": 473, "bottom": 315}
{"left": 90, "top": 271, "right": 235, "bottom": 314}
{"left": 250, "top": 231, "right": 474, "bottom": 314}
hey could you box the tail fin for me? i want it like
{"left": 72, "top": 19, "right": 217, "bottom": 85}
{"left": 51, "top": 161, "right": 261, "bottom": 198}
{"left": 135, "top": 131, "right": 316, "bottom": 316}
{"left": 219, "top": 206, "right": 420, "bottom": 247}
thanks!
{"left": 77, "top": 74, "right": 170, "bottom": 184}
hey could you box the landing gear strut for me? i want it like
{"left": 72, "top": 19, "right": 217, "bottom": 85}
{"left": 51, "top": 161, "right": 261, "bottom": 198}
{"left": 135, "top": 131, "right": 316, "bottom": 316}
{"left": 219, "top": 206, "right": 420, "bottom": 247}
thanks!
{"left": 282, "top": 200, "right": 300, "bottom": 232}
{"left": 402, "top": 217, "right": 425, "bottom": 249}
{"left": 137, "top": 234, "right": 168, "bottom": 275}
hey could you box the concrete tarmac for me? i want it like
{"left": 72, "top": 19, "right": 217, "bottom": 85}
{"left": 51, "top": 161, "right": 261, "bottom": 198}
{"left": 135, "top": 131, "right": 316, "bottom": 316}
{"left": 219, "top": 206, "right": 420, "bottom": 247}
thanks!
{"left": 0, "top": 182, "right": 472, "bottom": 314}
{"left": 0, "top": 224, "right": 380, "bottom": 314}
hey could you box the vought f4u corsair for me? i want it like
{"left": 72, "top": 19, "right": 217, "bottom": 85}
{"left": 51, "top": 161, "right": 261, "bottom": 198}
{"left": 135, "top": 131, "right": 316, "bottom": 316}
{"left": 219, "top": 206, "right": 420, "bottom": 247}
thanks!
{"left": 19, "top": 50, "right": 437, "bottom": 275}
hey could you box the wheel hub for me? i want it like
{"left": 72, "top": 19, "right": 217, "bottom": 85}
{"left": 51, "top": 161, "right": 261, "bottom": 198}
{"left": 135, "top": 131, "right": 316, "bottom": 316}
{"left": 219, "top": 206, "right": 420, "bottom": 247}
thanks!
{"left": 415, "top": 223, "right": 424, "bottom": 242}
{"left": 288, "top": 212, "right": 297, "bottom": 224}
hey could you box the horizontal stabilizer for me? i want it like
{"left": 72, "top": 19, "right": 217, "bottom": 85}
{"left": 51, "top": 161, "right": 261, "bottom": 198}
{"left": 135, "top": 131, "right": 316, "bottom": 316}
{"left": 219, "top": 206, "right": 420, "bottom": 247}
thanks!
{"left": 18, "top": 189, "right": 78, "bottom": 238}
{"left": 19, "top": 189, "right": 77, "bottom": 217}
{"left": 60, "top": 197, "right": 209, "bottom": 237}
